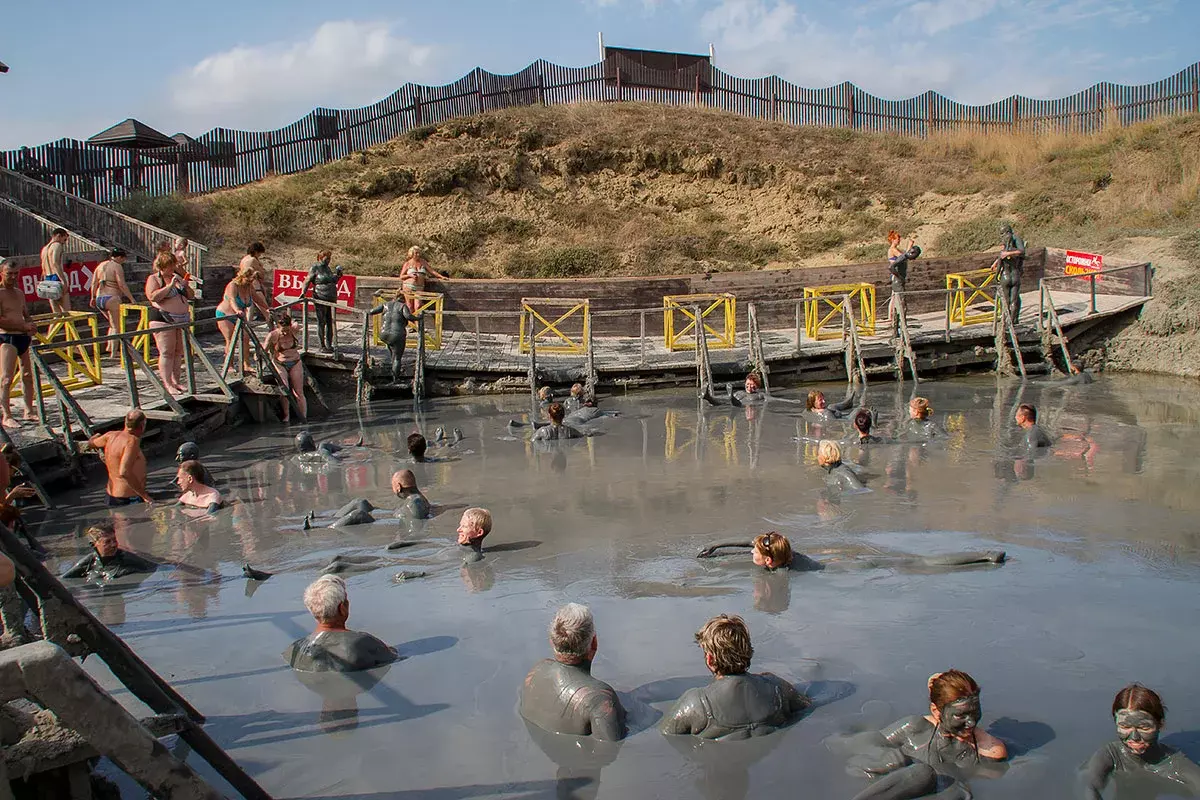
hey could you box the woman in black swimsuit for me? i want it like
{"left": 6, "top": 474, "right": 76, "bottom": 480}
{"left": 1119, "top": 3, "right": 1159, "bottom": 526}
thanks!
{"left": 265, "top": 312, "right": 306, "bottom": 423}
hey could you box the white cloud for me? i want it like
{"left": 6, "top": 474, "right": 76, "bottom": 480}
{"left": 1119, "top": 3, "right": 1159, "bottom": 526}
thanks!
{"left": 904, "top": 0, "right": 1000, "bottom": 35}
{"left": 168, "top": 20, "right": 436, "bottom": 132}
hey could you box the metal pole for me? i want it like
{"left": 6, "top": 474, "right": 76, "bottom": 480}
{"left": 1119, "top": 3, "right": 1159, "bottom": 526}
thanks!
{"left": 1089, "top": 274, "right": 1097, "bottom": 315}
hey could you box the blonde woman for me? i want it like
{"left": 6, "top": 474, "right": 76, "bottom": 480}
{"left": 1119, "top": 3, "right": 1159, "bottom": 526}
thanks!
{"left": 90, "top": 248, "right": 135, "bottom": 359}
{"left": 817, "top": 439, "right": 866, "bottom": 492}
{"left": 215, "top": 266, "right": 268, "bottom": 375}
{"left": 399, "top": 246, "right": 447, "bottom": 313}
{"left": 144, "top": 252, "right": 193, "bottom": 395}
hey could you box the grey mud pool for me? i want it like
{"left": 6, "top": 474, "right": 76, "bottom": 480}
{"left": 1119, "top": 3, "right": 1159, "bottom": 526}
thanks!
{"left": 36, "top": 374, "right": 1200, "bottom": 799}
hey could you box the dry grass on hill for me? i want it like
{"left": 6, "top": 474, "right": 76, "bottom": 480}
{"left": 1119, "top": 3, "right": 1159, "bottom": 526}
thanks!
{"left": 122, "top": 104, "right": 1200, "bottom": 283}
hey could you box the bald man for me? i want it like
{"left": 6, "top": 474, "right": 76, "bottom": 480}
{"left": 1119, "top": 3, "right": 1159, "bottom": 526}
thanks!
{"left": 391, "top": 469, "right": 431, "bottom": 520}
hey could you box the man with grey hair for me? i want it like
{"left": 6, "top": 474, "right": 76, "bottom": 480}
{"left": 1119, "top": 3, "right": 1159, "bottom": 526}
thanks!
{"left": 282, "top": 574, "right": 397, "bottom": 672}
{"left": 519, "top": 603, "right": 626, "bottom": 740}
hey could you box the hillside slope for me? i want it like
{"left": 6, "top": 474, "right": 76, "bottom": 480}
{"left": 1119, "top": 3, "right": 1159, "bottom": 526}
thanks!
{"left": 123, "top": 103, "right": 1200, "bottom": 374}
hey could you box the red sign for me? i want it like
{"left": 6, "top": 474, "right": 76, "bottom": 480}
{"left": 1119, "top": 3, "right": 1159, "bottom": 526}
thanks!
{"left": 1064, "top": 250, "right": 1103, "bottom": 277}
{"left": 18, "top": 260, "right": 100, "bottom": 303}
{"left": 271, "top": 269, "right": 358, "bottom": 314}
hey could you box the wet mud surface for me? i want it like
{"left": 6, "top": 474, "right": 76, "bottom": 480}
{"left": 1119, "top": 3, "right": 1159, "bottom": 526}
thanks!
{"left": 28, "top": 374, "right": 1200, "bottom": 799}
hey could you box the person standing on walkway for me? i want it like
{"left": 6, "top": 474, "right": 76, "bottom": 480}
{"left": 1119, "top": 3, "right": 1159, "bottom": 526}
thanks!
{"left": 145, "top": 252, "right": 193, "bottom": 396}
{"left": 299, "top": 249, "right": 342, "bottom": 352}
{"left": 0, "top": 259, "right": 37, "bottom": 429}
{"left": 239, "top": 242, "right": 270, "bottom": 320}
{"left": 91, "top": 248, "right": 136, "bottom": 359}
{"left": 39, "top": 227, "right": 71, "bottom": 314}
{"left": 991, "top": 223, "right": 1026, "bottom": 322}
{"left": 399, "top": 246, "right": 447, "bottom": 314}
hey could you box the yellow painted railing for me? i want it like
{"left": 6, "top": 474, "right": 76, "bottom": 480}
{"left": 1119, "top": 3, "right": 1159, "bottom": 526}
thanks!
{"left": 946, "top": 269, "right": 999, "bottom": 326}
{"left": 663, "top": 293, "right": 736, "bottom": 351}
{"left": 803, "top": 283, "right": 876, "bottom": 341}
{"left": 370, "top": 291, "right": 444, "bottom": 350}
{"left": 519, "top": 298, "right": 590, "bottom": 354}
{"left": 117, "top": 304, "right": 196, "bottom": 367}
{"left": 11, "top": 312, "right": 103, "bottom": 397}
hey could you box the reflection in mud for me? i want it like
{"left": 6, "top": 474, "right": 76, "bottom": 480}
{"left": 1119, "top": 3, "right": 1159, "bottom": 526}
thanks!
{"left": 22, "top": 374, "right": 1200, "bottom": 798}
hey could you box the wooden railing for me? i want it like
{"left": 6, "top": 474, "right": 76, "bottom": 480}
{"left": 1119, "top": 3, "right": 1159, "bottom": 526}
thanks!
{"left": 0, "top": 166, "right": 207, "bottom": 278}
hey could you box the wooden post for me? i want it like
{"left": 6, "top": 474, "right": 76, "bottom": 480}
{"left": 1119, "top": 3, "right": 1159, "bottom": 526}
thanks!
{"left": 845, "top": 84, "right": 855, "bottom": 129}
{"left": 1193, "top": 75, "right": 1199, "bottom": 114}
{"left": 639, "top": 310, "right": 647, "bottom": 366}
{"left": 476, "top": 68, "right": 486, "bottom": 114}
{"left": 771, "top": 92, "right": 778, "bottom": 121}
{"left": 694, "top": 72, "right": 701, "bottom": 107}
{"left": 1012, "top": 96, "right": 1020, "bottom": 134}
{"left": 413, "top": 86, "right": 423, "bottom": 127}
{"left": 474, "top": 315, "right": 482, "bottom": 369}
{"left": 616, "top": 68, "right": 622, "bottom": 102}
{"left": 527, "top": 310, "right": 538, "bottom": 415}
{"left": 1089, "top": 273, "right": 1098, "bottom": 315}
{"left": 413, "top": 315, "right": 427, "bottom": 403}
{"left": 538, "top": 72, "right": 546, "bottom": 107}
{"left": 795, "top": 300, "right": 803, "bottom": 355}
{"left": 264, "top": 131, "right": 275, "bottom": 175}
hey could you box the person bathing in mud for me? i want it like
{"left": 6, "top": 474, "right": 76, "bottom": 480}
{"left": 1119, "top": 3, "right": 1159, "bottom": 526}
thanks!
{"left": 174, "top": 442, "right": 216, "bottom": 487}
{"left": 661, "top": 614, "right": 809, "bottom": 739}
{"left": 176, "top": 460, "right": 223, "bottom": 514}
{"left": 807, "top": 387, "right": 861, "bottom": 420}
{"left": 704, "top": 371, "right": 768, "bottom": 407}
{"left": 62, "top": 523, "right": 157, "bottom": 582}
{"left": 532, "top": 402, "right": 584, "bottom": 442}
{"left": 901, "top": 397, "right": 944, "bottom": 440}
{"left": 520, "top": 603, "right": 627, "bottom": 741}
{"left": 457, "top": 507, "right": 492, "bottom": 563}
{"left": 88, "top": 410, "right": 154, "bottom": 506}
{"left": 841, "top": 670, "right": 1008, "bottom": 800}
{"left": 1014, "top": 403, "right": 1053, "bottom": 451}
{"left": 1080, "top": 684, "right": 1200, "bottom": 798}
{"left": 310, "top": 469, "right": 433, "bottom": 529}
{"left": 851, "top": 409, "right": 886, "bottom": 445}
{"left": 817, "top": 440, "right": 867, "bottom": 492}
{"left": 283, "top": 574, "right": 397, "bottom": 673}
{"left": 697, "top": 531, "right": 1005, "bottom": 572}
{"left": 564, "top": 383, "right": 586, "bottom": 412}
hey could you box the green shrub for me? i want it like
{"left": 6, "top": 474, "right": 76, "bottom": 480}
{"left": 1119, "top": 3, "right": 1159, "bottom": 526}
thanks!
{"left": 1171, "top": 229, "right": 1200, "bottom": 270}
{"left": 489, "top": 216, "right": 536, "bottom": 242}
{"left": 418, "top": 158, "right": 481, "bottom": 195}
{"left": 845, "top": 242, "right": 889, "bottom": 262}
{"left": 406, "top": 124, "right": 438, "bottom": 142}
{"left": 505, "top": 246, "right": 611, "bottom": 278}
{"left": 795, "top": 228, "right": 846, "bottom": 252}
{"left": 209, "top": 189, "right": 297, "bottom": 239}
{"left": 112, "top": 192, "right": 198, "bottom": 236}
{"left": 346, "top": 167, "right": 415, "bottom": 198}
{"left": 563, "top": 144, "right": 622, "bottom": 176}
{"left": 935, "top": 216, "right": 999, "bottom": 254}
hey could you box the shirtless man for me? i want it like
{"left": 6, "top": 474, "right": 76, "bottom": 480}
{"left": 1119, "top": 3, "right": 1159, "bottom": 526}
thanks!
{"left": 520, "top": 603, "right": 626, "bottom": 740}
{"left": 176, "top": 460, "right": 223, "bottom": 513}
{"left": 175, "top": 442, "right": 216, "bottom": 487}
{"left": 661, "top": 614, "right": 809, "bottom": 740}
{"left": 88, "top": 410, "right": 153, "bottom": 506}
{"left": 283, "top": 574, "right": 397, "bottom": 673}
{"left": 0, "top": 259, "right": 37, "bottom": 429}
{"left": 238, "top": 242, "right": 268, "bottom": 319}
{"left": 40, "top": 228, "right": 70, "bottom": 314}
{"left": 1015, "top": 403, "right": 1053, "bottom": 450}
{"left": 391, "top": 469, "right": 431, "bottom": 519}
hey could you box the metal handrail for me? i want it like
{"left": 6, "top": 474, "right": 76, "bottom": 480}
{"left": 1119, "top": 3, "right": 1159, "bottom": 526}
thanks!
{"left": 0, "top": 165, "right": 208, "bottom": 277}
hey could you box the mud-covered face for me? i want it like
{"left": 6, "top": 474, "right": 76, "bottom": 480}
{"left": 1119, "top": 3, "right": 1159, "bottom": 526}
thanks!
{"left": 937, "top": 695, "right": 981, "bottom": 736}
{"left": 1116, "top": 709, "right": 1160, "bottom": 755}
{"left": 93, "top": 535, "right": 120, "bottom": 558}
{"left": 295, "top": 432, "right": 315, "bottom": 453}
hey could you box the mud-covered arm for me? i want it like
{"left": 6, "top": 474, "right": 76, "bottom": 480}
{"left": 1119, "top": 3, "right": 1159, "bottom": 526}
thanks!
{"left": 1079, "top": 743, "right": 1116, "bottom": 799}
{"left": 829, "top": 390, "right": 859, "bottom": 414}
{"left": 660, "top": 689, "right": 707, "bottom": 736}
{"left": 696, "top": 542, "right": 752, "bottom": 558}
{"left": 61, "top": 554, "right": 96, "bottom": 579}
{"left": 766, "top": 673, "right": 811, "bottom": 717}
{"left": 588, "top": 687, "right": 627, "bottom": 742}
{"left": 879, "top": 715, "right": 930, "bottom": 749}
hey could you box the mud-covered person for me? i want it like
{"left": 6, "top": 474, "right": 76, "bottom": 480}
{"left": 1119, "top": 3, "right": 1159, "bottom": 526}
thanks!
{"left": 532, "top": 402, "right": 583, "bottom": 442}
{"left": 391, "top": 469, "right": 431, "bottom": 519}
{"left": 457, "top": 507, "right": 492, "bottom": 563}
{"left": 1014, "top": 403, "right": 1053, "bottom": 451}
{"left": 817, "top": 440, "right": 867, "bottom": 492}
{"left": 62, "top": 522, "right": 157, "bottom": 581}
{"left": 0, "top": 259, "right": 37, "bottom": 429}
{"left": 88, "top": 410, "right": 153, "bottom": 506}
{"left": 521, "top": 603, "right": 626, "bottom": 741}
{"left": 283, "top": 574, "right": 397, "bottom": 672}
{"left": 991, "top": 223, "right": 1027, "bottom": 321}
{"left": 299, "top": 250, "right": 342, "bottom": 352}
{"left": 1081, "top": 684, "right": 1200, "bottom": 798}
{"left": 370, "top": 289, "right": 417, "bottom": 384}
{"left": 661, "top": 614, "right": 809, "bottom": 739}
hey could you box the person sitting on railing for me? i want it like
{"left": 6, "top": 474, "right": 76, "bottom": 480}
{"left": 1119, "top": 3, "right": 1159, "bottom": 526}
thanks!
{"left": 265, "top": 312, "right": 306, "bottom": 423}
{"left": 176, "top": 460, "right": 223, "bottom": 514}
{"left": 239, "top": 242, "right": 270, "bottom": 319}
{"left": 215, "top": 266, "right": 266, "bottom": 376}
{"left": 39, "top": 228, "right": 70, "bottom": 315}
{"left": 91, "top": 248, "right": 136, "bottom": 359}
{"left": 0, "top": 258, "right": 37, "bottom": 429}
{"left": 300, "top": 250, "right": 342, "bottom": 352}
{"left": 399, "top": 246, "right": 447, "bottom": 315}
{"left": 145, "top": 252, "right": 194, "bottom": 396}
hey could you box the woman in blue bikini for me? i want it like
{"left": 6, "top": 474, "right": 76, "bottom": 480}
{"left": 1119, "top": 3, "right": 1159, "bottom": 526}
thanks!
{"left": 264, "top": 312, "right": 305, "bottom": 423}
{"left": 90, "top": 248, "right": 135, "bottom": 359}
{"left": 144, "top": 252, "right": 194, "bottom": 396}
{"left": 215, "top": 266, "right": 267, "bottom": 375}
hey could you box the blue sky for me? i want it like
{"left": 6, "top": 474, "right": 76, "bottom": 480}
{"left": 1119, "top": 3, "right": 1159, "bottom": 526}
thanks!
{"left": 0, "top": 0, "right": 1192, "bottom": 150}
